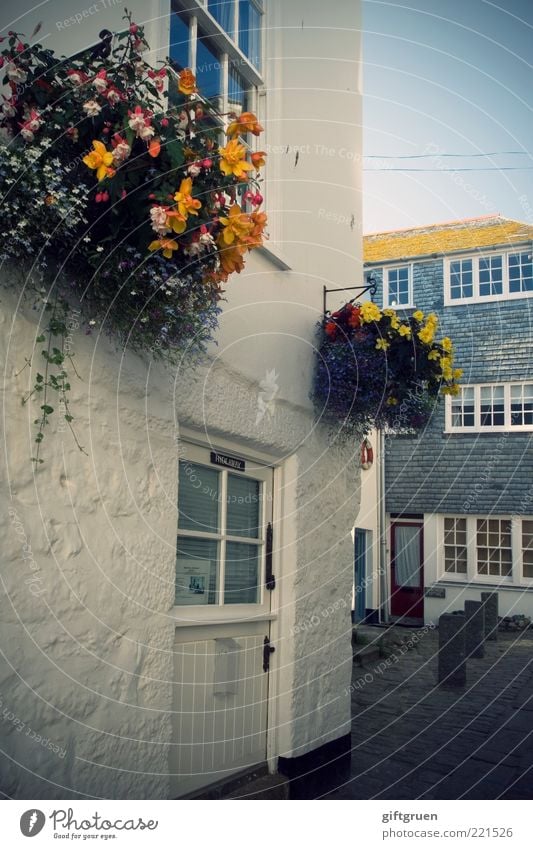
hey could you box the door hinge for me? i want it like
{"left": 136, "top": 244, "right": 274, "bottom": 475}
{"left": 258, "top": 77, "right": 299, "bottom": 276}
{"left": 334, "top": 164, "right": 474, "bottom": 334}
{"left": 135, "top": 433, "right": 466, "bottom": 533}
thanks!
{"left": 265, "top": 521, "right": 276, "bottom": 590}
{"left": 263, "top": 636, "right": 275, "bottom": 672}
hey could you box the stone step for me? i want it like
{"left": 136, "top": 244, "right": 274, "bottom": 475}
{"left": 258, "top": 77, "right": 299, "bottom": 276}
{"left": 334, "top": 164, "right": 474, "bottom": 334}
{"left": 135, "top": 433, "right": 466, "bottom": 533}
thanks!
{"left": 353, "top": 644, "right": 381, "bottom": 666}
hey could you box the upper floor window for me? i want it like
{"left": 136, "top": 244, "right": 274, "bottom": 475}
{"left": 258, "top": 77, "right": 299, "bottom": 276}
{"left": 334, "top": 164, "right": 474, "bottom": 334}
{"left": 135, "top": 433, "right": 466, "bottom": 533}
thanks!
{"left": 447, "top": 381, "right": 533, "bottom": 432}
{"left": 208, "top": 0, "right": 235, "bottom": 34}
{"left": 384, "top": 264, "right": 412, "bottom": 307}
{"left": 445, "top": 249, "right": 533, "bottom": 304}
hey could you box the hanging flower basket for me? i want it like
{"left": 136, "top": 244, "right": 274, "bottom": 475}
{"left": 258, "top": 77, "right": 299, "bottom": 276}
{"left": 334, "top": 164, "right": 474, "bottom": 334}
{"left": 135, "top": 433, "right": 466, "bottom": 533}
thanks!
{"left": 312, "top": 301, "right": 462, "bottom": 435}
{"left": 0, "top": 11, "right": 267, "bottom": 460}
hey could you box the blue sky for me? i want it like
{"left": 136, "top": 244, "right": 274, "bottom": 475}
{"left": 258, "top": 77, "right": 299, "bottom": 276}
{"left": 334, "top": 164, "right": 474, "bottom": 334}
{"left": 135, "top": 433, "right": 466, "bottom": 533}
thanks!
{"left": 363, "top": 0, "right": 533, "bottom": 232}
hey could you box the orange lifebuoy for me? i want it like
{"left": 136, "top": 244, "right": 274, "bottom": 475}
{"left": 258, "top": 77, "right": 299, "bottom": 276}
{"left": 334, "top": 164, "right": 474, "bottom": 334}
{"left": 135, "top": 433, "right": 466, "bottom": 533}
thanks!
{"left": 361, "top": 438, "right": 374, "bottom": 470}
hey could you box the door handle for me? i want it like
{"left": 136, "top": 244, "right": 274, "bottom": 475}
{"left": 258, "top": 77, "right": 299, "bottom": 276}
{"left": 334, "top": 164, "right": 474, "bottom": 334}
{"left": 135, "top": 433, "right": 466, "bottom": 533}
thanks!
{"left": 263, "top": 636, "right": 275, "bottom": 672}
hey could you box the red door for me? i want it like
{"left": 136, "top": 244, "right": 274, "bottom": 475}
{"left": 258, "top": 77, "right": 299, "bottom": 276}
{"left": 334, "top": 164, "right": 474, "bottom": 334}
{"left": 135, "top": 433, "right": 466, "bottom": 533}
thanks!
{"left": 390, "top": 520, "right": 424, "bottom": 623}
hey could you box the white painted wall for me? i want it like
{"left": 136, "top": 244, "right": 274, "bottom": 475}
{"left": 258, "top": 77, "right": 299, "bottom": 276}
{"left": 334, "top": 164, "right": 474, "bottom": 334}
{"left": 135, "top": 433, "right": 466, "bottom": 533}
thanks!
{"left": 0, "top": 0, "right": 362, "bottom": 797}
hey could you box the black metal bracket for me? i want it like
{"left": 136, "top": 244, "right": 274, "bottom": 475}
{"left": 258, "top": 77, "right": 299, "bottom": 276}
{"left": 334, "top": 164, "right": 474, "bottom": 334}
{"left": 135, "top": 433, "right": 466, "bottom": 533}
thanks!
{"left": 263, "top": 636, "right": 275, "bottom": 672}
{"left": 265, "top": 522, "right": 275, "bottom": 591}
{"left": 323, "top": 276, "right": 377, "bottom": 316}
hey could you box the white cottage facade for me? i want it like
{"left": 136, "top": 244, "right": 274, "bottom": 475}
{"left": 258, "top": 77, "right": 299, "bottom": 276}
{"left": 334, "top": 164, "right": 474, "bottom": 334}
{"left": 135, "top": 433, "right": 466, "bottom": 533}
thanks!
{"left": 0, "top": 0, "right": 363, "bottom": 798}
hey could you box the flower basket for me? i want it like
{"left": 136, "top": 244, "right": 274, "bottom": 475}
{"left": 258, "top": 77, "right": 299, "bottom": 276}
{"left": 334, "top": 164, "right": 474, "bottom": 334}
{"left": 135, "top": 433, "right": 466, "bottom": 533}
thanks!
{"left": 312, "top": 301, "right": 461, "bottom": 435}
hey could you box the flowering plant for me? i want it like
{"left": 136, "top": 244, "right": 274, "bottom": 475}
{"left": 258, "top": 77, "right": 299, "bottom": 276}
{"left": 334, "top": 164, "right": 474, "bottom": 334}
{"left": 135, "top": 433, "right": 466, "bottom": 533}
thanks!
{"left": 312, "top": 301, "right": 462, "bottom": 434}
{"left": 0, "top": 11, "right": 267, "bottom": 460}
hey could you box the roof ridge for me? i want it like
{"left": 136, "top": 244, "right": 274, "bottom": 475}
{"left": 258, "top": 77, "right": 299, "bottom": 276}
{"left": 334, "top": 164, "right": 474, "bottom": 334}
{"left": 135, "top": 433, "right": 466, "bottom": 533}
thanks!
{"left": 364, "top": 213, "right": 505, "bottom": 238}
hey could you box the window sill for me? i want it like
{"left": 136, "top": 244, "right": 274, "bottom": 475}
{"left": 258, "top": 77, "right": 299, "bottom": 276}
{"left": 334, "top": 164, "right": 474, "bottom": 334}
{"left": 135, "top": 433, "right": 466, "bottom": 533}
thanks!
{"left": 256, "top": 243, "right": 291, "bottom": 271}
{"left": 444, "top": 289, "right": 533, "bottom": 307}
{"left": 171, "top": 607, "right": 277, "bottom": 626}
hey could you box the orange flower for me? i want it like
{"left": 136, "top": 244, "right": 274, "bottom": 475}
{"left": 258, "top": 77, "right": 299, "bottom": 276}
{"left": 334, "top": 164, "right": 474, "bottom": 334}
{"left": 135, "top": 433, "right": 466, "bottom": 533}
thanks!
{"left": 250, "top": 150, "right": 267, "bottom": 170}
{"left": 148, "top": 237, "right": 179, "bottom": 258}
{"left": 226, "top": 111, "right": 263, "bottom": 138}
{"left": 148, "top": 137, "right": 161, "bottom": 158}
{"left": 240, "top": 210, "right": 267, "bottom": 250}
{"left": 177, "top": 68, "right": 197, "bottom": 96}
{"left": 219, "top": 244, "right": 246, "bottom": 275}
{"left": 173, "top": 177, "right": 202, "bottom": 218}
{"left": 218, "top": 139, "right": 253, "bottom": 179}
{"left": 218, "top": 204, "right": 254, "bottom": 246}
{"left": 166, "top": 209, "right": 187, "bottom": 234}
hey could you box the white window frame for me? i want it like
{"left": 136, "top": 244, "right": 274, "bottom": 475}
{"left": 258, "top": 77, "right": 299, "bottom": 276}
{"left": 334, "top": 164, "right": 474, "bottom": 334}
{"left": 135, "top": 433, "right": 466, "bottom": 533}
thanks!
{"left": 383, "top": 263, "right": 413, "bottom": 308}
{"left": 444, "top": 245, "right": 533, "bottom": 305}
{"left": 446, "top": 381, "right": 533, "bottom": 433}
{"left": 438, "top": 515, "right": 533, "bottom": 586}
{"left": 175, "top": 441, "right": 274, "bottom": 619}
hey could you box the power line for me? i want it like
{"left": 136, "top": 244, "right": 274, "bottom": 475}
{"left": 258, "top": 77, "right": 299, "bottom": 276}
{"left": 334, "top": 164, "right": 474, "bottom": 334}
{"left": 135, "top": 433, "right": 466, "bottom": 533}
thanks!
{"left": 365, "top": 151, "right": 531, "bottom": 159}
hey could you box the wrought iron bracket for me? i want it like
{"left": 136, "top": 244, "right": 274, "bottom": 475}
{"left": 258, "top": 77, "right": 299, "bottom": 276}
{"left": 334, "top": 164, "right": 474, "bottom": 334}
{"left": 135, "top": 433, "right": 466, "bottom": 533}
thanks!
{"left": 323, "top": 277, "right": 377, "bottom": 316}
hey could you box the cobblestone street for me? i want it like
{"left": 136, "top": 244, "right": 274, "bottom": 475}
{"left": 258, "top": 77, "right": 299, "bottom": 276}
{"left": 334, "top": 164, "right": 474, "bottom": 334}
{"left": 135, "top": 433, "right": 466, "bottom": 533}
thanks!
{"left": 320, "top": 627, "right": 533, "bottom": 800}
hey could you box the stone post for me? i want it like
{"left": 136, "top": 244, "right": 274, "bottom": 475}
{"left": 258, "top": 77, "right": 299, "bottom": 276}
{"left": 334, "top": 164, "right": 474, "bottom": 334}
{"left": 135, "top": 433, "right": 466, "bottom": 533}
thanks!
{"left": 481, "top": 591, "right": 498, "bottom": 641}
{"left": 438, "top": 612, "right": 466, "bottom": 687}
{"left": 465, "top": 600, "right": 485, "bottom": 659}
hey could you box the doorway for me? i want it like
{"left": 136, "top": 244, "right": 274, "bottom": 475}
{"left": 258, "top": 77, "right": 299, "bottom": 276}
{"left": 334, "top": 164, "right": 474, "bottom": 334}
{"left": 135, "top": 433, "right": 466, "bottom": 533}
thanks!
{"left": 390, "top": 518, "right": 424, "bottom": 624}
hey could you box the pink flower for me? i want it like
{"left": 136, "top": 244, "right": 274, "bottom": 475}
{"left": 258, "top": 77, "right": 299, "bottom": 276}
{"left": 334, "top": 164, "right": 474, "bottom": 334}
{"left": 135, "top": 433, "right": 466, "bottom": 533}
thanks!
{"left": 150, "top": 205, "right": 170, "bottom": 235}
{"left": 111, "top": 133, "right": 131, "bottom": 163}
{"left": 83, "top": 100, "right": 102, "bottom": 117}
{"left": 128, "top": 105, "right": 153, "bottom": 138}
{"left": 67, "top": 69, "right": 88, "bottom": 85}
{"left": 93, "top": 70, "right": 108, "bottom": 93}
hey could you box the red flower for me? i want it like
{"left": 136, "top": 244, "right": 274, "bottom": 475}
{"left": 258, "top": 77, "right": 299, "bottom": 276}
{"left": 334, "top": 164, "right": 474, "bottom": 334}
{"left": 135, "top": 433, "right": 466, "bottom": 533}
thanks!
{"left": 325, "top": 321, "right": 337, "bottom": 339}
{"left": 348, "top": 307, "right": 361, "bottom": 328}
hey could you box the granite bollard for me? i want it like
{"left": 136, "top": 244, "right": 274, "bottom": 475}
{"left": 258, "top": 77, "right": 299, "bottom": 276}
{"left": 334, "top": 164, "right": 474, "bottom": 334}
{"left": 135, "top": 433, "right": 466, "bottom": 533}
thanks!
{"left": 465, "top": 600, "right": 485, "bottom": 658}
{"left": 438, "top": 612, "right": 466, "bottom": 687}
{"left": 481, "top": 591, "right": 498, "bottom": 641}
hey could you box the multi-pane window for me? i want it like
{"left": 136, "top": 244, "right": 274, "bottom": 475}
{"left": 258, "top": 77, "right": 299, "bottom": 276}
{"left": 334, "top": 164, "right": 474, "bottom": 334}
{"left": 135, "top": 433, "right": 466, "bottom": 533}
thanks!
{"left": 480, "top": 385, "right": 505, "bottom": 426}
{"left": 445, "top": 250, "right": 533, "bottom": 303}
{"left": 176, "top": 454, "right": 272, "bottom": 606}
{"left": 508, "top": 252, "right": 533, "bottom": 294}
{"left": 444, "top": 517, "right": 467, "bottom": 574}
{"left": 523, "top": 520, "right": 533, "bottom": 578}
{"left": 447, "top": 382, "right": 533, "bottom": 432}
{"left": 451, "top": 386, "right": 475, "bottom": 428}
{"left": 476, "top": 518, "right": 512, "bottom": 577}
{"left": 169, "top": 1, "right": 264, "bottom": 114}
{"left": 450, "top": 258, "right": 473, "bottom": 300}
{"left": 385, "top": 266, "right": 412, "bottom": 307}
{"left": 479, "top": 254, "right": 503, "bottom": 297}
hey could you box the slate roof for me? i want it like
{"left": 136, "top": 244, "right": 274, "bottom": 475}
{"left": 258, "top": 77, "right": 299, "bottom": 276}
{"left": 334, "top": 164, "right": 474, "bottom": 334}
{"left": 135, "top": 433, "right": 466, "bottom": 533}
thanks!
{"left": 364, "top": 215, "right": 533, "bottom": 264}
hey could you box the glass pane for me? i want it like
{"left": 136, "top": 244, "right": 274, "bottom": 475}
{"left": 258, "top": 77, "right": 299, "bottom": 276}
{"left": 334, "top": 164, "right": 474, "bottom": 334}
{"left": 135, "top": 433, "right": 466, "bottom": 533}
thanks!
{"left": 224, "top": 541, "right": 260, "bottom": 604}
{"left": 228, "top": 68, "right": 251, "bottom": 116}
{"left": 169, "top": 11, "right": 190, "bottom": 72}
{"left": 178, "top": 462, "right": 220, "bottom": 534}
{"left": 176, "top": 537, "right": 218, "bottom": 605}
{"left": 239, "top": 0, "right": 262, "bottom": 69}
{"left": 196, "top": 31, "right": 223, "bottom": 106}
{"left": 394, "top": 525, "right": 421, "bottom": 587}
{"left": 208, "top": 0, "right": 234, "bottom": 34}
{"left": 226, "top": 475, "right": 261, "bottom": 538}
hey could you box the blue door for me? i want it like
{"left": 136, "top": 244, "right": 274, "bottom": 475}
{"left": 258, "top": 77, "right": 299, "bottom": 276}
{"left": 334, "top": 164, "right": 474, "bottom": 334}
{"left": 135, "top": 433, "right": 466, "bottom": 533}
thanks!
{"left": 354, "top": 529, "right": 367, "bottom": 621}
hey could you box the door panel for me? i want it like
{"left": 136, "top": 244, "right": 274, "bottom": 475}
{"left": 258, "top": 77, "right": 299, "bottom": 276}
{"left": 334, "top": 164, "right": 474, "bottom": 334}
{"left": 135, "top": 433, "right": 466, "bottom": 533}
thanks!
{"left": 390, "top": 521, "right": 424, "bottom": 622}
{"left": 170, "top": 631, "right": 268, "bottom": 797}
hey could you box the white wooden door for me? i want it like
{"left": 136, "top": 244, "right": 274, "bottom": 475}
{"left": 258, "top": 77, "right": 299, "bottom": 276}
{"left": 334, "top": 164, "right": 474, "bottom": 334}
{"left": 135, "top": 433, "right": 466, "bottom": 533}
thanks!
{"left": 170, "top": 442, "right": 275, "bottom": 797}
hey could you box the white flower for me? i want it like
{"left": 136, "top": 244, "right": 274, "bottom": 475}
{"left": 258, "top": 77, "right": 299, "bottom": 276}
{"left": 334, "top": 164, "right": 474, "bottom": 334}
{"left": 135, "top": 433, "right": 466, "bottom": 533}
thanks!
{"left": 96, "top": 246, "right": 104, "bottom": 252}
{"left": 128, "top": 113, "right": 146, "bottom": 134}
{"left": 150, "top": 205, "right": 170, "bottom": 235}
{"left": 89, "top": 319, "right": 96, "bottom": 326}
{"left": 112, "top": 142, "right": 130, "bottom": 164}
{"left": 93, "top": 77, "right": 107, "bottom": 93}
{"left": 187, "top": 164, "right": 202, "bottom": 177}
{"left": 107, "top": 89, "right": 121, "bottom": 105}
{"left": 83, "top": 100, "right": 102, "bottom": 117}
{"left": 6, "top": 64, "right": 27, "bottom": 83}
{"left": 2, "top": 103, "right": 16, "bottom": 118}
{"left": 138, "top": 123, "right": 155, "bottom": 140}
{"left": 199, "top": 231, "right": 215, "bottom": 249}
{"left": 20, "top": 128, "right": 34, "bottom": 142}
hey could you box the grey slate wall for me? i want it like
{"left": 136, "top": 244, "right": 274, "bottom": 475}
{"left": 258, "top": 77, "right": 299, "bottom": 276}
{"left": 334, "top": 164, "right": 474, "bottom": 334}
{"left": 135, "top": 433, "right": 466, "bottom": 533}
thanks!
{"left": 367, "top": 260, "right": 533, "bottom": 515}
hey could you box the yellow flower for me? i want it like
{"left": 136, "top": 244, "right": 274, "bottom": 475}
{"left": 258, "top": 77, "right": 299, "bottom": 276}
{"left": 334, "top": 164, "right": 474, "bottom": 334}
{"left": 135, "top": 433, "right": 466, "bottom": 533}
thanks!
{"left": 173, "top": 177, "right": 202, "bottom": 218}
{"left": 360, "top": 301, "right": 382, "bottom": 323}
{"left": 375, "top": 338, "right": 390, "bottom": 351}
{"left": 166, "top": 209, "right": 187, "bottom": 234}
{"left": 386, "top": 396, "right": 398, "bottom": 405}
{"left": 382, "top": 308, "right": 395, "bottom": 317}
{"left": 413, "top": 309, "right": 424, "bottom": 322}
{"left": 442, "top": 384, "right": 460, "bottom": 396}
{"left": 428, "top": 349, "right": 441, "bottom": 361}
{"left": 426, "top": 312, "right": 439, "bottom": 327}
{"left": 83, "top": 140, "right": 115, "bottom": 182}
{"left": 177, "top": 68, "right": 197, "bottom": 96}
{"left": 148, "top": 237, "right": 179, "bottom": 259}
{"left": 218, "top": 204, "right": 254, "bottom": 246}
{"left": 453, "top": 368, "right": 463, "bottom": 380}
{"left": 398, "top": 324, "right": 411, "bottom": 338}
{"left": 440, "top": 355, "right": 453, "bottom": 381}
{"left": 418, "top": 324, "right": 435, "bottom": 345}
{"left": 441, "top": 336, "right": 453, "bottom": 353}
{"left": 218, "top": 139, "right": 253, "bottom": 179}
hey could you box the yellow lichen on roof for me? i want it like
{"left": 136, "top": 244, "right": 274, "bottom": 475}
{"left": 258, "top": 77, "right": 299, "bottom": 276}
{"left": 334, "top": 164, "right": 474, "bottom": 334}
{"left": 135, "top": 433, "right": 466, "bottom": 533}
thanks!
{"left": 364, "top": 216, "right": 533, "bottom": 264}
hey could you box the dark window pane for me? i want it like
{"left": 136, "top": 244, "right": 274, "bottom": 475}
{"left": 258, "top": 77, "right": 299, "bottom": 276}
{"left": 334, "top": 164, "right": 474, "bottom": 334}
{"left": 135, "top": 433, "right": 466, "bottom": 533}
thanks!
{"left": 226, "top": 475, "right": 261, "bottom": 538}
{"left": 224, "top": 542, "right": 259, "bottom": 603}
{"left": 196, "top": 31, "right": 223, "bottom": 106}
{"left": 239, "top": 0, "right": 262, "bottom": 69}
{"left": 169, "top": 12, "right": 189, "bottom": 71}
{"left": 208, "top": 0, "right": 234, "bottom": 34}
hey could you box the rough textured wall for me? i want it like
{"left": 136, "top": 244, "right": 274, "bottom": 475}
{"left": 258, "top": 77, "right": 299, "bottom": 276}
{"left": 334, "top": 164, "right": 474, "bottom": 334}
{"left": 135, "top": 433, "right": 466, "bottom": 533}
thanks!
{"left": 370, "top": 263, "right": 533, "bottom": 514}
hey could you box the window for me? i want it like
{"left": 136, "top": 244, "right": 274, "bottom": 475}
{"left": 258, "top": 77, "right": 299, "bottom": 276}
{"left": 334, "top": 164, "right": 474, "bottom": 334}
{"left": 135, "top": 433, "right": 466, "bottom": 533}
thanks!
{"left": 176, "top": 448, "right": 272, "bottom": 607}
{"left": 441, "top": 516, "right": 533, "bottom": 583}
{"left": 447, "top": 382, "right": 533, "bottom": 432}
{"left": 476, "top": 518, "right": 512, "bottom": 577}
{"left": 170, "top": 1, "right": 264, "bottom": 114}
{"left": 445, "top": 249, "right": 533, "bottom": 304}
{"left": 444, "top": 517, "right": 467, "bottom": 574}
{"left": 450, "top": 258, "right": 473, "bottom": 300}
{"left": 385, "top": 265, "right": 412, "bottom": 307}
